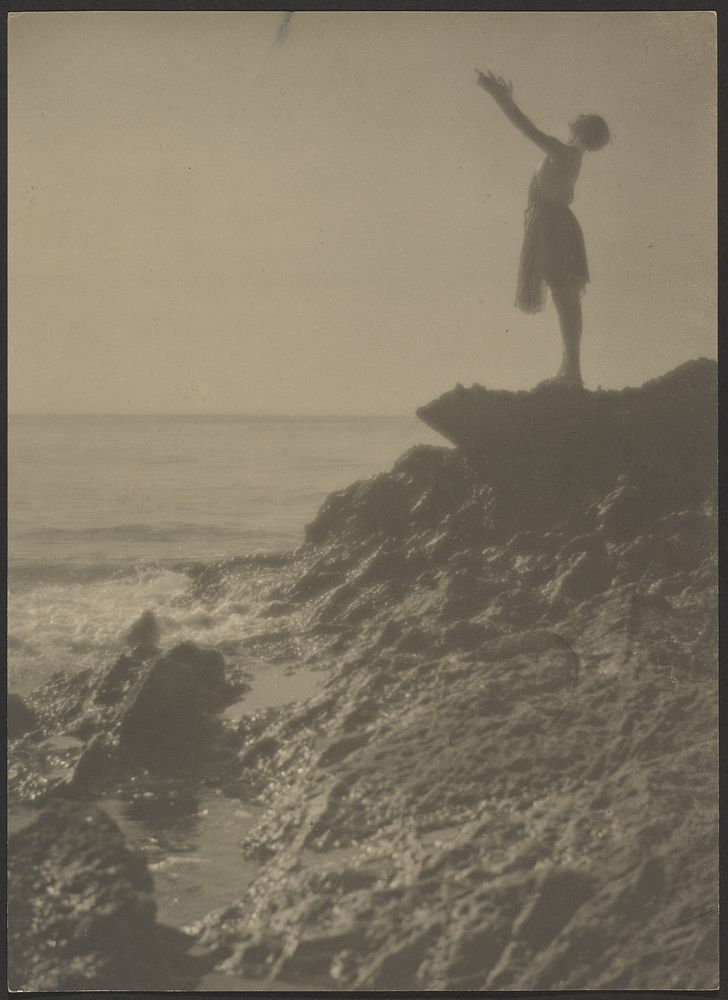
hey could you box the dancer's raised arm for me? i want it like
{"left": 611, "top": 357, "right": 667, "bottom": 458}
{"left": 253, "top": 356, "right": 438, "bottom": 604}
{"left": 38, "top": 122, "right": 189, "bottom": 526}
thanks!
{"left": 475, "top": 70, "right": 567, "bottom": 157}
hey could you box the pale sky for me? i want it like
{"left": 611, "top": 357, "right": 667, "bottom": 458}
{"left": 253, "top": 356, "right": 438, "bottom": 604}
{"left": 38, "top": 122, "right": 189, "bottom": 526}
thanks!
{"left": 9, "top": 11, "right": 716, "bottom": 414}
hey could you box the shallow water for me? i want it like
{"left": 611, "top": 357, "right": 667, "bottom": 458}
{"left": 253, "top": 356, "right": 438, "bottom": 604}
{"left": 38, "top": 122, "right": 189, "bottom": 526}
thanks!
{"left": 8, "top": 792, "right": 259, "bottom": 935}
{"left": 8, "top": 659, "right": 327, "bottom": 946}
{"left": 100, "top": 664, "right": 328, "bottom": 930}
{"left": 100, "top": 789, "right": 262, "bottom": 930}
{"left": 224, "top": 661, "right": 326, "bottom": 718}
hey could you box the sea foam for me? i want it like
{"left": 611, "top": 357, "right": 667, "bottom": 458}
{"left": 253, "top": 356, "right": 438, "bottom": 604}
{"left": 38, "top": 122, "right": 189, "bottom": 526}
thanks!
{"left": 8, "top": 559, "right": 289, "bottom": 693}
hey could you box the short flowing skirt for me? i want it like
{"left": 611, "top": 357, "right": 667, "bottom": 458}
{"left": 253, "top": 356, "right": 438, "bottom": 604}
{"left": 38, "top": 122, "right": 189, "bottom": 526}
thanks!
{"left": 516, "top": 182, "right": 589, "bottom": 314}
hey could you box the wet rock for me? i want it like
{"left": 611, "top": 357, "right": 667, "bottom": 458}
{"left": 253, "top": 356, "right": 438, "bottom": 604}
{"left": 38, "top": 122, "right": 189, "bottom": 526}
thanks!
{"left": 439, "top": 921, "right": 508, "bottom": 989}
{"left": 506, "top": 529, "right": 548, "bottom": 553}
{"left": 317, "top": 733, "right": 369, "bottom": 767}
{"left": 439, "top": 492, "right": 497, "bottom": 545}
{"left": 304, "top": 446, "right": 473, "bottom": 552}
{"left": 660, "top": 507, "right": 709, "bottom": 534}
{"left": 276, "top": 926, "right": 361, "bottom": 980}
{"left": 8, "top": 693, "right": 38, "bottom": 739}
{"left": 240, "top": 735, "right": 280, "bottom": 768}
{"left": 558, "top": 531, "right": 607, "bottom": 558}
{"left": 340, "top": 697, "right": 380, "bottom": 732}
{"left": 191, "top": 363, "right": 716, "bottom": 990}
{"left": 442, "top": 570, "right": 508, "bottom": 619}
{"left": 375, "top": 618, "right": 402, "bottom": 647}
{"left": 24, "top": 667, "right": 96, "bottom": 734}
{"left": 69, "top": 733, "right": 117, "bottom": 791}
{"left": 443, "top": 620, "right": 494, "bottom": 651}
{"left": 122, "top": 609, "right": 161, "bottom": 648}
{"left": 8, "top": 801, "right": 208, "bottom": 990}
{"left": 117, "top": 642, "right": 228, "bottom": 767}
{"left": 545, "top": 551, "right": 616, "bottom": 605}
{"left": 356, "top": 922, "right": 442, "bottom": 988}
{"left": 258, "top": 600, "right": 296, "bottom": 618}
{"left": 512, "top": 868, "right": 595, "bottom": 948}
{"left": 11, "top": 360, "right": 718, "bottom": 992}
{"left": 15, "top": 642, "right": 233, "bottom": 797}
{"left": 94, "top": 644, "right": 158, "bottom": 706}
{"left": 196, "top": 521, "right": 715, "bottom": 985}
{"left": 395, "top": 625, "right": 433, "bottom": 653}
{"left": 593, "top": 478, "right": 648, "bottom": 540}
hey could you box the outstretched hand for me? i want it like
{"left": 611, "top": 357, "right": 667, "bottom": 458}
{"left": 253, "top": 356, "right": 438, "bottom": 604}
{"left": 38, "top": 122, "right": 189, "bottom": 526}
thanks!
{"left": 475, "top": 69, "right": 513, "bottom": 101}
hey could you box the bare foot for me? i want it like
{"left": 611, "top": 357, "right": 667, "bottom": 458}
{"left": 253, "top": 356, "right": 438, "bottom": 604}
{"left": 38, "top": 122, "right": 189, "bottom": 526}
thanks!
{"left": 557, "top": 372, "right": 584, "bottom": 388}
{"left": 535, "top": 372, "right": 584, "bottom": 390}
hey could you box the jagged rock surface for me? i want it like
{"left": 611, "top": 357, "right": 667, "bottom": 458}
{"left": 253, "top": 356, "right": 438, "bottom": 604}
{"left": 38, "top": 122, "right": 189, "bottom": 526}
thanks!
{"left": 189, "top": 361, "right": 717, "bottom": 989}
{"left": 9, "top": 360, "right": 718, "bottom": 990}
{"left": 9, "top": 641, "right": 243, "bottom": 803}
{"left": 417, "top": 358, "right": 716, "bottom": 524}
{"left": 8, "top": 801, "right": 210, "bottom": 991}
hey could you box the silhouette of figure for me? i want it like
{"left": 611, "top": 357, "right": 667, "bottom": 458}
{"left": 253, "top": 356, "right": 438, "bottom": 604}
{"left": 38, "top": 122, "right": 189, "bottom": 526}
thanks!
{"left": 476, "top": 70, "right": 609, "bottom": 387}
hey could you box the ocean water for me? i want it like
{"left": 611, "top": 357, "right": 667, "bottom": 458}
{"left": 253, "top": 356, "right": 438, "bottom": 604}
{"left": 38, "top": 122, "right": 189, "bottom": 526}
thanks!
{"left": 8, "top": 415, "right": 443, "bottom": 692}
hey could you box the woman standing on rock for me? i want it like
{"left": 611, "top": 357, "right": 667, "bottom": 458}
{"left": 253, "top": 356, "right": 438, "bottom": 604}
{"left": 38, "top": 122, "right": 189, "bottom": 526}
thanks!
{"left": 475, "top": 70, "right": 609, "bottom": 388}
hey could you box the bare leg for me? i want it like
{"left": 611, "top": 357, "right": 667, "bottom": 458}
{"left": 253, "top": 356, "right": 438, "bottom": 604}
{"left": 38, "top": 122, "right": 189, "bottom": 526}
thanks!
{"left": 550, "top": 283, "right": 583, "bottom": 386}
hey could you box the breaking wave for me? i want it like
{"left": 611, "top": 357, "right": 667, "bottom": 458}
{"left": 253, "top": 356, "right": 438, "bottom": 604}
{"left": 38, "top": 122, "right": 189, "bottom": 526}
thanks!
{"left": 7, "top": 554, "right": 295, "bottom": 694}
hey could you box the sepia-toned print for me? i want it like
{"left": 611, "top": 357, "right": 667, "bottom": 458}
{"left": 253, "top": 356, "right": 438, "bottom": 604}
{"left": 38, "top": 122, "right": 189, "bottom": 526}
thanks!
{"left": 8, "top": 11, "right": 717, "bottom": 991}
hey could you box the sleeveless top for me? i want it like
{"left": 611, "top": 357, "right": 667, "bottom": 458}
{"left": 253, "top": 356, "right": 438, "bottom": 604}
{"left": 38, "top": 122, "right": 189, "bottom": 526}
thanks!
{"left": 533, "top": 146, "right": 583, "bottom": 205}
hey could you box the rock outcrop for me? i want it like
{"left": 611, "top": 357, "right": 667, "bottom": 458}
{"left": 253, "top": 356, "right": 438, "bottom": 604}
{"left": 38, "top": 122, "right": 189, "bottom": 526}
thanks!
{"left": 122, "top": 608, "right": 162, "bottom": 648}
{"left": 9, "top": 360, "right": 718, "bottom": 991}
{"left": 416, "top": 358, "right": 716, "bottom": 525}
{"left": 186, "top": 361, "right": 718, "bottom": 990}
{"left": 8, "top": 801, "right": 211, "bottom": 991}
{"left": 10, "top": 641, "right": 240, "bottom": 803}
{"left": 280, "top": 361, "right": 716, "bottom": 648}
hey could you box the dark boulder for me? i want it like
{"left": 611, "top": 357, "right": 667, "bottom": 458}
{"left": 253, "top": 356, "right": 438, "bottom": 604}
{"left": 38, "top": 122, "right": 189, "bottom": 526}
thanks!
{"left": 116, "top": 642, "right": 228, "bottom": 768}
{"left": 8, "top": 801, "right": 210, "bottom": 990}
{"left": 61, "top": 642, "right": 230, "bottom": 791}
{"left": 94, "top": 643, "right": 159, "bottom": 707}
{"left": 123, "top": 608, "right": 162, "bottom": 648}
{"left": 9, "top": 642, "right": 235, "bottom": 803}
